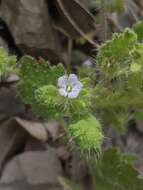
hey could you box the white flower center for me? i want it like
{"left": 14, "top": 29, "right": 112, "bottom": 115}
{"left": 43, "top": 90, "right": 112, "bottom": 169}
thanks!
{"left": 66, "top": 85, "right": 72, "bottom": 92}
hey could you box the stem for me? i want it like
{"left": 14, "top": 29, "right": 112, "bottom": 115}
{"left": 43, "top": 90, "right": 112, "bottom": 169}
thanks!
{"left": 66, "top": 38, "right": 73, "bottom": 75}
{"left": 100, "top": 0, "right": 108, "bottom": 41}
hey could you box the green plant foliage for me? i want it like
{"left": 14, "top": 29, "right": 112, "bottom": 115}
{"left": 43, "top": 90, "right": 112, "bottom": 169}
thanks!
{"left": 133, "top": 20, "right": 143, "bottom": 42}
{"left": 17, "top": 56, "right": 67, "bottom": 119}
{"left": 59, "top": 149, "right": 143, "bottom": 190}
{"left": 17, "top": 56, "right": 103, "bottom": 155}
{"left": 17, "top": 56, "right": 65, "bottom": 104}
{"left": 34, "top": 83, "right": 91, "bottom": 120}
{"left": 0, "top": 47, "right": 16, "bottom": 78}
{"left": 91, "top": 28, "right": 143, "bottom": 132}
{"left": 92, "top": 148, "right": 143, "bottom": 190}
{"left": 17, "top": 56, "right": 91, "bottom": 121}
{"left": 97, "top": 28, "right": 137, "bottom": 65}
{"left": 34, "top": 85, "right": 63, "bottom": 119}
{"left": 68, "top": 115, "right": 103, "bottom": 156}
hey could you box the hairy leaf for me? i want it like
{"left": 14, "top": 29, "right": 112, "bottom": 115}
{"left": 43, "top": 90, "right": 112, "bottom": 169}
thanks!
{"left": 97, "top": 28, "right": 137, "bottom": 64}
{"left": 17, "top": 56, "right": 65, "bottom": 104}
{"left": 91, "top": 29, "right": 143, "bottom": 131}
{"left": 92, "top": 148, "right": 143, "bottom": 190}
{"left": 68, "top": 115, "right": 103, "bottom": 156}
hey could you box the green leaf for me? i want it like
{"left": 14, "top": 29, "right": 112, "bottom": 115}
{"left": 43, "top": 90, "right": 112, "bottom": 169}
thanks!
{"left": 59, "top": 149, "right": 143, "bottom": 190}
{"left": 133, "top": 20, "right": 143, "bottom": 42}
{"left": 34, "top": 85, "right": 91, "bottom": 120}
{"left": 92, "top": 148, "right": 143, "bottom": 190}
{"left": 97, "top": 28, "right": 137, "bottom": 64}
{"left": 17, "top": 56, "right": 65, "bottom": 104}
{"left": 34, "top": 85, "right": 64, "bottom": 119}
{"left": 68, "top": 115, "right": 103, "bottom": 156}
{"left": 17, "top": 55, "right": 93, "bottom": 121}
{"left": 91, "top": 29, "right": 143, "bottom": 132}
{"left": 35, "top": 85, "right": 59, "bottom": 105}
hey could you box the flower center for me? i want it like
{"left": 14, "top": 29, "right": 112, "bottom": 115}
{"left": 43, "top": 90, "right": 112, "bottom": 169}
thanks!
{"left": 66, "top": 85, "right": 72, "bottom": 92}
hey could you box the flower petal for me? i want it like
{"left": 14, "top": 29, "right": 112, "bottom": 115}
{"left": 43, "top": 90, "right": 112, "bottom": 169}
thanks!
{"left": 76, "top": 81, "right": 83, "bottom": 89}
{"left": 68, "top": 74, "right": 78, "bottom": 86}
{"left": 68, "top": 83, "right": 82, "bottom": 99}
{"left": 59, "top": 88, "right": 68, "bottom": 97}
{"left": 68, "top": 90, "right": 80, "bottom": 99}
{"left": 58, "top": 75, "right": 68, "bottom": 88}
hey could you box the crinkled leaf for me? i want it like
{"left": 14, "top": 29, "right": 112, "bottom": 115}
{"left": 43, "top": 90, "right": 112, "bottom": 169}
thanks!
{"left": 91, "top": 29, "right": 143, "bottom": 132}
{"left": 34, "top": 85, "right": 64, "bottom": 119}
{"left": 97, "top": 28, "right": 137, "bottom": 64}
{"left": 17, "top": 56, "right": 65, "bottom": 104}
{"left": 92, "top": 148, "right": 143, "bottom": 190}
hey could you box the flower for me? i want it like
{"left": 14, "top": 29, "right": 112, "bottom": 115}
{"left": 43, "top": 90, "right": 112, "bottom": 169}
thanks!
{"left": 82, "top": 59, "right": 93, "bottom": 67}
{"left": 58, "top": 74, "right": 83, "bottom": 99}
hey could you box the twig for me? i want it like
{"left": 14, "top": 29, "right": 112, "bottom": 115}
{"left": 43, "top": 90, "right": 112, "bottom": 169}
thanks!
{"left": 107, "top": 14, "right": 123, "bottom": 32}
{"left": 66, "top": 38, "right": 73, "bottom": 75}
{"left": 100, "top": 0, "right": 108, "bottom": 41}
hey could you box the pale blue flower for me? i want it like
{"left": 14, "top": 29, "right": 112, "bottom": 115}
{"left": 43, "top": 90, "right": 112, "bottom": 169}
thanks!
{"left": 58, "top": 74, "right": 83, "bottom": 99}
{"left": 83, "top": 59, "right": 93, "bottom": 67}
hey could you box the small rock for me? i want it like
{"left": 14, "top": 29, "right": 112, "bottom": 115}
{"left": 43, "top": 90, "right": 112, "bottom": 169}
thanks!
{"left": 0, "top": 87, "right": 25, "bottom": 118}
{"left": 6, "top": 74, "right": 19, "bottom": 83}
{"left": 136, "top": 121, "right": 143, "bottom": 134}
{"left": 1, "top": 0, "right": 61, "bottom": 62}
{"left": 15, "top": 117, "right": 48, "bottom": 142}
{"left": 0, "top": 148, "right": 63, "bottom": 186}
{"left": 44, "top": 121, "right": 60, "bottom": 141}
{"left": 125, "top": 132, "right": 143, "bottom": 177}
{"left": 25, "top": 137, "right": 47, "bottom": 152}
{"left": 0, "top": 119, "right": 28, "bottom": 173}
